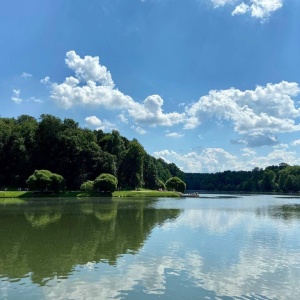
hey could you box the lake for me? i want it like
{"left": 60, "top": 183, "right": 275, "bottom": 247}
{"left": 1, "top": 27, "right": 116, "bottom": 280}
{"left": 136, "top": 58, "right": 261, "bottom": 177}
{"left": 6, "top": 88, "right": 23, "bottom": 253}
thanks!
{"left": 1, "top": 194, "right": 300, "bottom": 300}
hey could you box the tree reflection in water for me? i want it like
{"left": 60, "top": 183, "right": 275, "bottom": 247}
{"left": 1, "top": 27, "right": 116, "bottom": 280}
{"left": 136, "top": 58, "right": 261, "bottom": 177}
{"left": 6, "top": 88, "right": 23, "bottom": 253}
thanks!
{"left": 0, "top": 199, "right": 181, "bottom": 285}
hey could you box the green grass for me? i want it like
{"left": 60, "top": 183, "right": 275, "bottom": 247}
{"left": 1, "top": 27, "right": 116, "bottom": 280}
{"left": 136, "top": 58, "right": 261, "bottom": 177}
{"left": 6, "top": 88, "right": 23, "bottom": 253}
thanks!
{"left": 0, "top": 189, "right": 180, "bottom": 199}
{"left": 0, "top": 191, "right": 33, "bottom": 198}
{"left": 113, "top": 189, "right": 180, "bottom": 197}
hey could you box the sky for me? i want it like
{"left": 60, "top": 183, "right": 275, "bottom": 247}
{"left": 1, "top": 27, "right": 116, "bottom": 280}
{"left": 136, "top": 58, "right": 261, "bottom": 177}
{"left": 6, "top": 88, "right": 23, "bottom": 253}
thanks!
{"left": 1, "top": 0, "right": 300, "bottom": 173}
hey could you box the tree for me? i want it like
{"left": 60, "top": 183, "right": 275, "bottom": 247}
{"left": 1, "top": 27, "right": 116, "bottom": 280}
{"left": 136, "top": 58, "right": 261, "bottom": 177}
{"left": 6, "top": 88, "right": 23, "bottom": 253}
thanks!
{"left": 157, "top": 179, "right": 166, "bottom": 190}
{"left": 118, "top": 139, "right": 145, "bottom": 189}
{"left": 80, "top": 181, "right": 94, "bottom": 192}
{"left": 165, "top": 177, "right": 186, "bottom": 193}
{"left": 143, "top": 155, "right": 159, "bottom": 189}
{"left": 94, "top": 173, "right": 118, "bottom": 192}
{"left": 26, "top": 170, "right": 65, "bottom": 192}
{"left": 260, "top": 169, "right": 275, "bottom": 192}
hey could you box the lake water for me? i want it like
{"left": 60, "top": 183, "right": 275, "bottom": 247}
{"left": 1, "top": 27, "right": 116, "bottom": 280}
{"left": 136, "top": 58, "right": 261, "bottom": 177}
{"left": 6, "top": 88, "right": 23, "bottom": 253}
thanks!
{"left": 1, "top": 194, "right": 300, "bottom": 300}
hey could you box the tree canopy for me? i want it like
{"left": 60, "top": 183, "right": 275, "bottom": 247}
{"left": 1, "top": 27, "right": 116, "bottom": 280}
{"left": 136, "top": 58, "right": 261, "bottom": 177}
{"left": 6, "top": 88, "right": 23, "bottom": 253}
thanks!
{"left": 0, "top": 114, "right": 184, "bottom": 190}
{"left": 185, "top": 164, "right": 300, "bottom": 193}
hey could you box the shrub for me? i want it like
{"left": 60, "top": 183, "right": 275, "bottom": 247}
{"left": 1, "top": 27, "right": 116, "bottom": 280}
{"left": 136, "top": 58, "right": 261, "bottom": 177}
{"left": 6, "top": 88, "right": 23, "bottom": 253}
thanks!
{"left": 26, "top": 170, "right": 65, "bottom": 192}
{"left": 80, "top": 180, "right": 94, "bottom": 192}
{"left": 165, "top": 176, "right": 186, "bottom": 193}
{"left": 94, "top": 173, "right": 118, "bottom": 192}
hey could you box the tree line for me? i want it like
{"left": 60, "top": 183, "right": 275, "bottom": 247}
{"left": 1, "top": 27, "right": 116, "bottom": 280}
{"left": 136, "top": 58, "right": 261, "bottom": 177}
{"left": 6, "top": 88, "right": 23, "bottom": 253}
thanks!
{"left": 0, "top": 114, "right": 184, "bottom": 190}
{"left": 185, "top": 163, "right": 300, "bottom": 193}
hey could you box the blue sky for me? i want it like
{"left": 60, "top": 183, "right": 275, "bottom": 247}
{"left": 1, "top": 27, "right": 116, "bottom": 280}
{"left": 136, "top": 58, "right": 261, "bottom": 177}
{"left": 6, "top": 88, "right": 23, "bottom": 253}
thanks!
{"left": 1, "top": 0, "right": 300, "bottom": 173}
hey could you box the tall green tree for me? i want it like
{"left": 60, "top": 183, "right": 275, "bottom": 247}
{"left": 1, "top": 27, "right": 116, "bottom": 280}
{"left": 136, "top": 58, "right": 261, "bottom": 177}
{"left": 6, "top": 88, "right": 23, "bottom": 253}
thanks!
{"left": 260, "top": 169, "right": 276, "bottom": 192}
{"left": 118, "top": 139, "right": 145, "bottom": 189}
{"left": 143, "top": 155, "right": 159, "bottom": 189}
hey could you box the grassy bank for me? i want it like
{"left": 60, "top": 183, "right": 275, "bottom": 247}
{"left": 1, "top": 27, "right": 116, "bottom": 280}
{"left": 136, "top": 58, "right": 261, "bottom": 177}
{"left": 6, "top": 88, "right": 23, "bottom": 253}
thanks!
{"left": 113, "top": 189, "right": 179, "bottom": 197}
{"left": 0, "top": 189, "right": 180, "bottom": 199}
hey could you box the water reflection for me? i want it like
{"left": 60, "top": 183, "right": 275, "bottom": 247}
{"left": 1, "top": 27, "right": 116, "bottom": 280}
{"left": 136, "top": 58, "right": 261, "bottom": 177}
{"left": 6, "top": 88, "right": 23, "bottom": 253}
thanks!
{"left": 0, "top": 199, "right": 180, "bottom": 286}
{"left": 1, "top": 196, "right": 300, "bottom": 300}
{"left": 267, "top": 204, "right": 300, "bottom": 220}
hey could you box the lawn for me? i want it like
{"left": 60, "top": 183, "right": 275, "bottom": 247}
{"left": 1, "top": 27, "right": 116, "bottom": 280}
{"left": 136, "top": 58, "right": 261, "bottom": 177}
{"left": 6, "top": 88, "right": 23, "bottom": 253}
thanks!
{"left": 0, "top": 189, "right": 180, "bottom": 199}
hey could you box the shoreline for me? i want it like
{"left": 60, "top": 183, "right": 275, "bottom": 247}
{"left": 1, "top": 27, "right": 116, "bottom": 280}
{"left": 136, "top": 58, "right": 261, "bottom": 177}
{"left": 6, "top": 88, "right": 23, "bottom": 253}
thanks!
{"left": 0, "top": 190, "right": 180, "bottom": 199}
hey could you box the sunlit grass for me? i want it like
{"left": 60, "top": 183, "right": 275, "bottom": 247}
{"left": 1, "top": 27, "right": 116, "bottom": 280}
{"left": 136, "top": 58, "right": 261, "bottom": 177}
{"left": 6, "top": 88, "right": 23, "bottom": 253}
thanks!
{"left": 0, "top": 189, "right": 180, "bottom": 199}
{"left": 113, "top": 190, "right": 180, "bottom": 197}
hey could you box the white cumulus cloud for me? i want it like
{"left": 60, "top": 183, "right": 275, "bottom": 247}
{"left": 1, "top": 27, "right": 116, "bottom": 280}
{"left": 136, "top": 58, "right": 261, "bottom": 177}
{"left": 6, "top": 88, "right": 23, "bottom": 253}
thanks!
{"left": 85, "top": 115, "right": 116, "bottom": 131}
{"left": 212, "top": 0, "right": 284, "bottom": 20}
{"left": 185, "top": 81, "right": 300, "bottom": 146}
{"left": 291, "top": 139, "right": 300, "bottom": 147}
{"left": 153, "top": 147, "right": 300, "bottom": 173}
{"left": 232, "top": 2, "right": 249, "bottom": 15}
{"left": 50, "top": 51, "right": 185, "bottom": 128}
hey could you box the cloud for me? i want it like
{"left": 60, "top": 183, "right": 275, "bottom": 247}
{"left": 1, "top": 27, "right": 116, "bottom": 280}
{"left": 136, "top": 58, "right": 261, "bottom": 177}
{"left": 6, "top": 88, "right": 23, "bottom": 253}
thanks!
{"left": 40, "top": 76, "right": 52, "bottom": 85}
{"left": 291, "top": 139, "right": 300, "bottom": 146}
{"left": 153, "top": 147, "right": 300, "bottom": 173}
{"left": 50, "top": 51, "right": 185, "bottom": 128}
{"left": 232, "top": 2, "right": 249, "bottom": 15}
{"left": 166, "top": 132, "right": 185, "bottom": 138}
{"left": 11, "top": 89, "right": 22, "bottom": 104}
{"left": 185, "top": 81, "right": 300, "bottom": 146}
{"left": 65, "top": 50, "right": 114, "bottom": 88}
{"left": 132, "top": 126, "right": 147, "bottom": 135}
{"left": 211, "top": 0, "right": 236, "bottom": 8}
{"left": 241, "top": 147, "right": 256, "bottom": 157}
{"left": 21, "top": 72, "right": 32, "bottom": 78}
{"left": 129, "top": 95, "right": 186, "bottom": 127}
{"left": 85, "top": 115, "right": 116, "bottom": 131}
{"left": 212, "top": 0, "right": 284, "bottom": 20}
{"left": 29, "top": 97, "right": 43, "bottom": 104}
{"left": 85, "top": 116, "right": 102, "bottom": 127}
{"left": 119, "top": 113, "right": 128, "bottom": 124}
{"left": 232, "top": 131, "right": 279, "bottom": 147}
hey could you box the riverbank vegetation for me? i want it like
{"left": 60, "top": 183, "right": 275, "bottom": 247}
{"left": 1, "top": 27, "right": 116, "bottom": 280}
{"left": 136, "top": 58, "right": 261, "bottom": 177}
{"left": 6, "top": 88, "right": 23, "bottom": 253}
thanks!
{"left": 0, "top": 114, "right": 184, "bottom": 192}
{"left": 2, "top": 114, "right": 300, "bottom": 195}
{"left": 0, "top": 189, "right": 180, "bottom": 199}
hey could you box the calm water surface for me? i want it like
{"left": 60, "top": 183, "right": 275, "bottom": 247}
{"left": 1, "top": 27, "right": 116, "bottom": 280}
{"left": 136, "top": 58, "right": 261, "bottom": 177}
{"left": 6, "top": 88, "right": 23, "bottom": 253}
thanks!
{"left": 1, "top": 194, "right": 300, "bottom": 300}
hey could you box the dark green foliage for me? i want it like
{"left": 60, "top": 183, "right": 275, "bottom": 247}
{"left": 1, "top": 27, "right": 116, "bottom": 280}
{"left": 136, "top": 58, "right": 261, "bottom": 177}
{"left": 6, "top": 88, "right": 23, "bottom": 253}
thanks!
{"left": 184, "top": 163, "right": 300, "bottom": 193}
{"left": 259, "top": 169, "right": 275, "bottom": 192}
{"left": 143, "top": 155, "right": 159, "bottom": 189}
{"left": 94, "top": 173, "right": 118, "bottom": 192}
{"left": 118, "top": 139, "right": 146, "bottom": 189}
{"left": 26, "top": 170, "right": 65, "bottom": 192}
{"left": 0, "top": 114, "right": 186, "bottom": 191}
{"left": 157, "top": 179, "right": 166, "bottom": 190}
{"left": 80, "top": 181, "right": 94, "bottom": 192}
{"left": 166, "top": 177, "right": 186, "bottom": 193}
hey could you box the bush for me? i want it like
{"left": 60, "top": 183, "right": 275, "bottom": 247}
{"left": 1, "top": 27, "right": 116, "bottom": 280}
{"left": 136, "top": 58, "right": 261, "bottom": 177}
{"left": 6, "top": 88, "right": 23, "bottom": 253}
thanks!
{"left": 165, "top": 176, "right": 186, "bottom": 193}
{"left": 26, "top": 170, "right": 65, "bottom": 192}
{"left": 80, "top": 181, "right": 94, "bottom": 192}
{"left": 94, "top": 173, "right": 118, "bottom": 192}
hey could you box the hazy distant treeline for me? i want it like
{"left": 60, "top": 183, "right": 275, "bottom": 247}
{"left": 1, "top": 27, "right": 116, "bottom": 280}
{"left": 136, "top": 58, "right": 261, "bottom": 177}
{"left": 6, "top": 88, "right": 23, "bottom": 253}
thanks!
{"left": 185, "top": 163, "right": 300, "bottom": 193}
